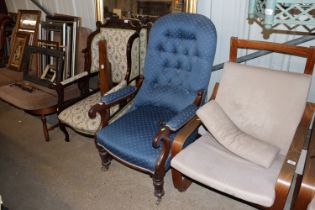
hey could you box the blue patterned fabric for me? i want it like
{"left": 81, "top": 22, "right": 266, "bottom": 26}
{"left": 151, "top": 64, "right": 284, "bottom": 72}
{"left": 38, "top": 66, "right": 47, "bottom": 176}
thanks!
{"left": 101, "top": 86, "right": 136, "bottom": 105}
{"left": 133, "top": 13, "right": 217, "bottom": 112}
{"left": 166, "top": 104, "right": 198, "bottom": 131}
{"left": 97, "top": 105, "right": 176, "bottom": 172}
{"left": 96, "top": 13, "right": 217, "bottom": 173}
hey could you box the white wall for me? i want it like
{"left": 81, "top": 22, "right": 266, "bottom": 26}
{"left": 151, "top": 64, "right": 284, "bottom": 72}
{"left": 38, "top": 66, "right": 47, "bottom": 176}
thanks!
{"left": 5, "top": 0, "right": 315, "bottom": 101}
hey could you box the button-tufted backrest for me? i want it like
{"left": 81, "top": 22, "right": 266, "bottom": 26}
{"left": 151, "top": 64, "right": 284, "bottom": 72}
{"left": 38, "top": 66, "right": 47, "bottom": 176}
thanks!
{"left": 133, "top": 13, "right": 217, "bottom": 112}
{"left": 90, "top": 28, "right": 138, "bottom": 83}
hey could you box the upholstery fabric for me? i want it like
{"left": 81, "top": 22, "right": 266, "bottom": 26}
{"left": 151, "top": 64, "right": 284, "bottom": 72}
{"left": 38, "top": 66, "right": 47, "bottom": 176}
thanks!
{"left": 197, "top": 100, "right": 279, "bottom": 168}
{"left": 96, "top": 13, "right": 217, "bottom": 173}
{"left": 166, "top": 104, "right": 198, "bottom": 131}
{"left": 139, "top": 28, "right": 148, "bottom": 75}
{"left": 97, "top": 105, "right": 176, "bottom": 172}
{"left": 58, "top": 80, "right": 126, "bottom": 135}
{"left": 216, "top": 62, "right": 311, "bottom": 155}
{"left": 130, "top": 37, "right": 140, "bottom": 81}
{"left": 90, "top": 28, "right": 137, "bottom": 83}
{"left": 101, "top": 85, "right": 136, "bottom": 105}
{"left": 171, "top": 133, "right": 284, "bottom": 207}
{"left": 133, "top": 13, "right": 217, "bottom": 112}
{"left": 308, "top": 195, "right": 315, "bottom": 210}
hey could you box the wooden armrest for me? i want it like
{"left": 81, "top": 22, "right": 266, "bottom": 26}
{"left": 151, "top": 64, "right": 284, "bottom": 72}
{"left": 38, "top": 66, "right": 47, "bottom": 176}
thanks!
{"left": 293, "top": 103, "right": 315, "bottom": 210}
{"left": 171, "top": 115, "right": 201, "bottom": 158}
{"left": 268, "top": 102, "right": 314, "bottom": 210}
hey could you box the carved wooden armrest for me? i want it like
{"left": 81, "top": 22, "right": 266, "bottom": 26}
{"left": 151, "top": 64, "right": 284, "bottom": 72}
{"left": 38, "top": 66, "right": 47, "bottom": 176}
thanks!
{"left": 88, "top": 75, "right": 143, "bottom": 128}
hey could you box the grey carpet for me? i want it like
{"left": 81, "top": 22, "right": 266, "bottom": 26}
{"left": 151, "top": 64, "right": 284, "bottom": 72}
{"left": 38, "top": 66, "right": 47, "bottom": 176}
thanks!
{"left": 0, "top": 101, "right": 256, "bottom": 210}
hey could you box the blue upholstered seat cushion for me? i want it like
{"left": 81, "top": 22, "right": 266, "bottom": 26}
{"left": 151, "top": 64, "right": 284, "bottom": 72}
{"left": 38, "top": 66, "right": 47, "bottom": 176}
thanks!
{"left": 96, "top": 105, "right": 176, "bottom": 172}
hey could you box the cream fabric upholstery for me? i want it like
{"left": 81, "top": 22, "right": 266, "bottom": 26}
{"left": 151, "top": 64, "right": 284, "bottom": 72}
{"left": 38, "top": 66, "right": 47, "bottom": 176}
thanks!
{"left": 130, "top": 37, "right": 140, "bottom": 81}
{"left": 171, "top": 62, "right": 312, "bottom": 207}
{"left": 139, "top": 28, "right": 148, "bottom": 75}
{"left": 197, "top": 100, "right": 279, "bottom": 168}
{"left": 90, "top": 28, "right": 138, "bottom": 83}
{"left": 171, "top": 133, "right": 284, "bottom": 207}
{"left": 58, "top": 80, "right": 126, "bottom": 135}
{"left": 216, "top": 62, "right": 311, "bottom": 155}
{"left": 308, "top": 195, "right": 315, "bottom": 210}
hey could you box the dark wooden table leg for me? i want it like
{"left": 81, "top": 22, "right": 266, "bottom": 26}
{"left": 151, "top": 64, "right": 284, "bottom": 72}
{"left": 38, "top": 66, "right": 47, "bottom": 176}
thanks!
{"left": 41, "top": 115, "right": 50, "bottom": 142}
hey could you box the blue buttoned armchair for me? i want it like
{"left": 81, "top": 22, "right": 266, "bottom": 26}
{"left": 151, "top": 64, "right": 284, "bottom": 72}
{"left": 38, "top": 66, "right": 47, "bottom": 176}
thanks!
{"left": 89, "top": 13, "right": 217, "bottom": 201}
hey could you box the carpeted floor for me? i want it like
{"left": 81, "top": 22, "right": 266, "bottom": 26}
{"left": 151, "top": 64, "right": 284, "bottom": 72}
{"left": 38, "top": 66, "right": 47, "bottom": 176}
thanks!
{"left": 0, "top": 101, "right": 256, "bottom": 210}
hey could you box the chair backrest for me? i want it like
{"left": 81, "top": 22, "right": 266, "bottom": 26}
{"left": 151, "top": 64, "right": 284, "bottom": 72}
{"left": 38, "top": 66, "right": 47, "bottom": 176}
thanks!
{"left": 88, "top": 20, "right": 141, "bottom": 84}
{"left": 215, "top": 38, "right": 315, "bottom": 155}
{"left": 133, "top": 13, "right": 217, "bottom": 112}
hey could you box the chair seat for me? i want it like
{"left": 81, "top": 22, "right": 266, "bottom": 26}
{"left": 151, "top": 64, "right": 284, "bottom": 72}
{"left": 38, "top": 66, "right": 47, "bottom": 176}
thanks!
{"left": 171, "top": 132, "right": 285, "bottom": 207}
{"left": 97, "top": 105, "right": 176, "bottom": 173}
{"left": 59, "top": 80, "right": 128, "bottom": 135}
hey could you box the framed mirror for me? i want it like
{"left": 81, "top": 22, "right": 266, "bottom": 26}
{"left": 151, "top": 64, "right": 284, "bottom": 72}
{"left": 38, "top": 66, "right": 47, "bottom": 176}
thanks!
{"left": 96, "top": 0, "right": 197, "bottom": 22}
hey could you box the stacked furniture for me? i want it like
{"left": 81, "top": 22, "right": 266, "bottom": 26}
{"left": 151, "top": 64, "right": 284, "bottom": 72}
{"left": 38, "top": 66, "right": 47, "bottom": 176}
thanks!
{"left": 0, "top": 26, "right": 91, "bottom": 141}
{"left": 171, "top": 37, "right": 315, "bottom": 209}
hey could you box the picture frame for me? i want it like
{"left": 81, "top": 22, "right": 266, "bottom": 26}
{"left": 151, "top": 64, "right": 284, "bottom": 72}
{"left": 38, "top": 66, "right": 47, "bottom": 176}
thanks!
{"left": 15, "top": 10, "right": 41, "bottom": 46}
{"left": 40, "top": 64, "right": 57, "bottom": 82}
{"left": 17, "top": 10, "right": 41, "bottom": 31}
{"left": 8, "top": 32, "right": 30, "bottom": 71}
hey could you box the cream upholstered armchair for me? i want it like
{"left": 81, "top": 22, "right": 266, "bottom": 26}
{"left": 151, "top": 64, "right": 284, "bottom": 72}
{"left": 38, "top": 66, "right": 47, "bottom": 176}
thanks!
{"left": 57, "top": 19, "right": 146, "bottom": 141}
{"left": 171, "top": 37, "right": 315, "bottom": 209}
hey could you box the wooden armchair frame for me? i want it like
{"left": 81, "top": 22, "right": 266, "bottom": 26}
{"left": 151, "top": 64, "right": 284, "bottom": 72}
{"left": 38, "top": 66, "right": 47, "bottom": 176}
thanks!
{"left": 171, "top": 37, "right": 315, "bottom": 210}
{"left": 293, "top": 102, "right": 315, "bottom": 210}
{"left": 57, "top": 19, "right": 141, "bottom": 141}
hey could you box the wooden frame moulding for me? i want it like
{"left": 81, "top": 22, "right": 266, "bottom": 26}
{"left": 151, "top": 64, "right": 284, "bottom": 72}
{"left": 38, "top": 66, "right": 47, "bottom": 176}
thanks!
{"left": 8, "top": 31, "right": 29, "bottom": 71}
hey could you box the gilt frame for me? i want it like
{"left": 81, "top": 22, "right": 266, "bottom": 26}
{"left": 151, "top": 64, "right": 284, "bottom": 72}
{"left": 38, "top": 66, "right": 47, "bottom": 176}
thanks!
{"left": 95, "top": 0, "right": 198, "bottom": 22}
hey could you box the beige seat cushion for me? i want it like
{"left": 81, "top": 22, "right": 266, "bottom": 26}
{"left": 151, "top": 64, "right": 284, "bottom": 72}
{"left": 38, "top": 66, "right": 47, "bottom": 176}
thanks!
{"left": 216, "top": 62, "right": 311, "bottom": 155}
{"left": 58, "top": 80, "right": 127, "bottom": 135}
{"left": 171, "top": 133, "right": 284, "bottom": 207}
{"left": 197, "top": 100, "right": 279, "bottom": 168}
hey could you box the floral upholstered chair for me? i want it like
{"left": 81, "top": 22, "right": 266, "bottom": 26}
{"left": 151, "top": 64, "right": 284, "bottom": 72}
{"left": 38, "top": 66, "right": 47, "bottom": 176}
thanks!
{"left": 89, "top": 13, "right": 217, "bottom": 201}
{"left": 57, "top": 19, "right": 145, "bottom": 141}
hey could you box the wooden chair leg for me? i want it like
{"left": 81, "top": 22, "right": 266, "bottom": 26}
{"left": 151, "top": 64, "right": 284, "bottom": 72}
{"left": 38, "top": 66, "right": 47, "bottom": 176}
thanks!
{"left": 171, "top": 168, "right": 192, "bottom": 192}
{"left": 59, "top": 123, "right": 70, "bottom": 142}
{"left": 95, "top": 142, "right": 112, "bottom": 171}
{"left": 153, "top": 172, "right": 165, "bottom": 203}
{"left": 40, "top": 115, "right": 50, "bottom": 142}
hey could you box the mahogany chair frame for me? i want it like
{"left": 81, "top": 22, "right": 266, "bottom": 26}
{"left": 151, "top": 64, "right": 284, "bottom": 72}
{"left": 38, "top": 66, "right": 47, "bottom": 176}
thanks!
{"left": 57, "top": 19, "right": 141, "bottom": 141}
{"left": 89, "top": 87, "right": 204, "bottom": 201}
{"left": 171, "top": 37, "right": 315, "bottom": 210}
